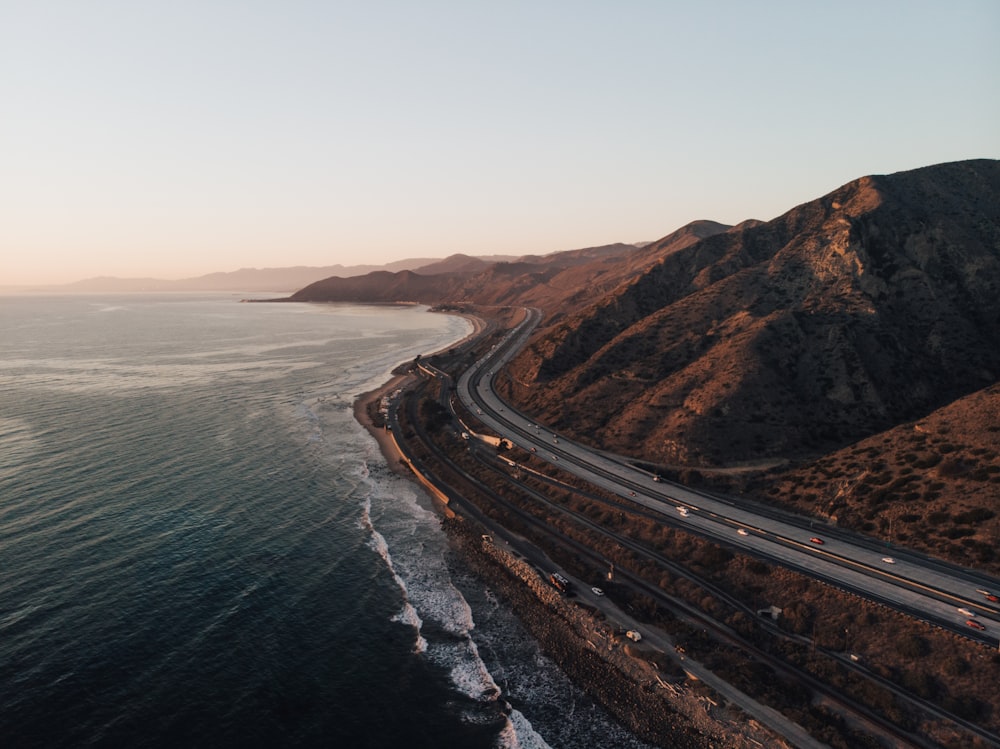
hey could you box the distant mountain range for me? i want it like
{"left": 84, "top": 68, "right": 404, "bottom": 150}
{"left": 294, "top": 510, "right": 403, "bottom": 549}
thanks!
{"left": 6, "top": 255, "right": 523, "bottom": 293}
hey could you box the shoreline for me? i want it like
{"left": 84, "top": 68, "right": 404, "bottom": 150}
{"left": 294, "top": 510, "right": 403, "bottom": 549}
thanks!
{"left": 351, "top": 309, "right": 484, "bottom": 483}
{"left": 353, "top": 367, "right": 778, "bottom": 749}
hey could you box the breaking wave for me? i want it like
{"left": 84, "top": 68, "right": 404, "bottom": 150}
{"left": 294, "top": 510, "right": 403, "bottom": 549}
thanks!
{"left": 355, "top": 430, "right": 551, "bottom": 749}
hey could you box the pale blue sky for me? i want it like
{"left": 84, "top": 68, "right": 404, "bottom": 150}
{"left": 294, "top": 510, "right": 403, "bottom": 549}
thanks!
{"left": 2, "top": 1, "right": 997, "bottom": 284}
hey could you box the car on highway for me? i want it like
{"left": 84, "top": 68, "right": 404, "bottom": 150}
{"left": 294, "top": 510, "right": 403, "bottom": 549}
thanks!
{"left": 882, "top": 557, "right": 896, "bottom": 564}
{"left": 809, "top": 537, "right": 824, "bottom": 545}
{"left": 737, "top": 528, "right": 749, "bottom": 536}
{"left": 958, "top": 607, "right": 975, "bottom": 617}
{"left": 967, "top": 619, "right": 986, "bottom": 630}
{"left": 591, "top": 587, "right": 604, "bottom": 596}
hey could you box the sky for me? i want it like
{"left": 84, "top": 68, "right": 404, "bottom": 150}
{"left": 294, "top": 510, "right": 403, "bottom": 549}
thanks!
{"left": 2, "top": 1, "right": 998, "bottom": 286}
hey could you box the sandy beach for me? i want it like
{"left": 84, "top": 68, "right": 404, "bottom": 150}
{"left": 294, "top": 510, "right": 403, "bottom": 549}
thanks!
{"left": 354, "top": 372, "right": 413, "bottom": 473}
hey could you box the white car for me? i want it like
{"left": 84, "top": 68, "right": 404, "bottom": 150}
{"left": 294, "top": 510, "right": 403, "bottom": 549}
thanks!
{"left": 737, "top": 528, "right": 749, "bottom": 536}
{"left": 882, "top": 557, "right": 895, "bottom": 564}
{"left": 591, "top": 587, "right": 604, "bottom": 596}
{"left": 958, "top": 608, "right": 975, "bottom": 617}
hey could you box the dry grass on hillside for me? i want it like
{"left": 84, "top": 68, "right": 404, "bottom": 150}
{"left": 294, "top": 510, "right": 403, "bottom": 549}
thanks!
{"left": 740, "top": 383, "right": 1000, "bottom": 575}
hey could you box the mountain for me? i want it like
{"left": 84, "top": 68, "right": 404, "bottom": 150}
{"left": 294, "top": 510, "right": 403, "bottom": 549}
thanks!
{"left": 288, "top": 269, "right": 475, "bottom": 304}
{"left": 408, "top": 253, "right": 519, "bottom": 275}
{"left": 286, "top": 241, "right": 672, "bottom": 306}
{"left": 499, "top": 159, "right": 1000, "bottom": 467}
{"left": 30, "top": 259, "right": 444, "bottom": 293}
{"left": 287, "top": 231, "right": 733, "bottom": 318}
{"left": 450, "top": 228, "right": 730, "bottom": 322}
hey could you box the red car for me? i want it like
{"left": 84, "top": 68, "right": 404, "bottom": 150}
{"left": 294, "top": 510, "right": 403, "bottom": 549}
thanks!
{"left": 966, "top": 620, "right": 986, "bottom": 631}
{"left": 809, "top": 537, "right": 824, "bottom": 545}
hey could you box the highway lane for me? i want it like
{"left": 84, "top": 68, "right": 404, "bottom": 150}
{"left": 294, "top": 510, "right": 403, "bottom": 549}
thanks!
{"left": 454, "top": 308, "right": 1000, "bottom": 646}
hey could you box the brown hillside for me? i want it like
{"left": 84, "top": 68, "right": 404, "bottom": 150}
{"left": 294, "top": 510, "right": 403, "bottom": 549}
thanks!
{"left": 286, "top": 231, "right": 731, "bottom": 314}
{"left": 734, "top": 382, "right": 1000, "bottom": 574}
{"left": 451, "top": 224, "right": 730, "bottom": 321}
{"left": 287, "top": 244, "right": 644, "bottom": 306}
{"left": 289, "top": 269, "right": 472, "bottom": 303}
{"left": 501, "top": 159, "right": 1000, "bottom": 467}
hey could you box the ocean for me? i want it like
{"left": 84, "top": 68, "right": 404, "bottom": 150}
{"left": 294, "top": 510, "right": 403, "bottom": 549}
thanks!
{"left": 0, "top": 293, "right": 653, "bottom": 749}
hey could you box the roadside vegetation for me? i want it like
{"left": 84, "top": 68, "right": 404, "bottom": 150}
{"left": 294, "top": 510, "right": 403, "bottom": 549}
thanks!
{"left": 687, "top": 383, "right": 1000, "bottom": 577}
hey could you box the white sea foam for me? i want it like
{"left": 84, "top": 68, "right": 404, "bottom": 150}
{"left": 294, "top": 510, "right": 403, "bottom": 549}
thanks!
{"left": 0, "top": 357, "right": 321, "bottom": 394}
{"left": 356, "top": 430, "right": 552, "bottom": 749}
{"left": 360, "top": 495, "right": 429, "bottom": 654}
{"left": 495, "top": 710, "right": 553, "bottom": 749}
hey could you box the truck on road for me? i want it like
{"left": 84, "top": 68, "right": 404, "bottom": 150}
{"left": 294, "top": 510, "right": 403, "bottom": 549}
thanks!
{"left": 549, "top": 572, "right": 571, "bottom": 593}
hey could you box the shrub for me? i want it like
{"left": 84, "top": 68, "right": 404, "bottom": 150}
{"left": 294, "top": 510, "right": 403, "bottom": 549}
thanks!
{"left": 943, "top": 656, "right": 969, "bottom": 676}
{"left": 953, "top": 507, "right": 995, "bottom": 524}
{"left": 943, "top": 527, "right": 976, "bottom": 539}
{"left": 900, "top": 670, "right": 938, "bottom": 699}
{"left": 894, "top": 633, "right": 929, "bottom": 658}
{"left": 937, "top": 457, "right": 966, "bottom": 476}
{"left": 780, "top": 601, "right": 813, "bottom": 635}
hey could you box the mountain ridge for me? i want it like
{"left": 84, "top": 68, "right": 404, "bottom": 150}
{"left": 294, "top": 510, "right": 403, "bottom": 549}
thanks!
{"left": 5, "top": 255, "right": 523, "bottom": 293}
{"left": 499, "top": 158, "right": 1000, "bottom": 466}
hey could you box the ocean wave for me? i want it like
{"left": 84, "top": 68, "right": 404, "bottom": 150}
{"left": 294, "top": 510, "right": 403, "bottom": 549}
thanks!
{"left": 0, "top": 416, "right": 40, "bottom": 484}
{"left": 495, "top": 710, "right": 553, "bottom": 749}
{"left": 360, "top": 494, "right": 429, "bottom": 654}
{"left": 391, "top": 601, "right": 429, "bottom": 654}
{"left": 356, "top": 430, "right": 551, "bottom": 748}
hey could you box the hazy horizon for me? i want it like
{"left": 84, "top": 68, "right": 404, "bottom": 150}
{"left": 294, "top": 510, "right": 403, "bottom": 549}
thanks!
{"left": 3, "top": 1, "right": 998, "bottom": 286}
